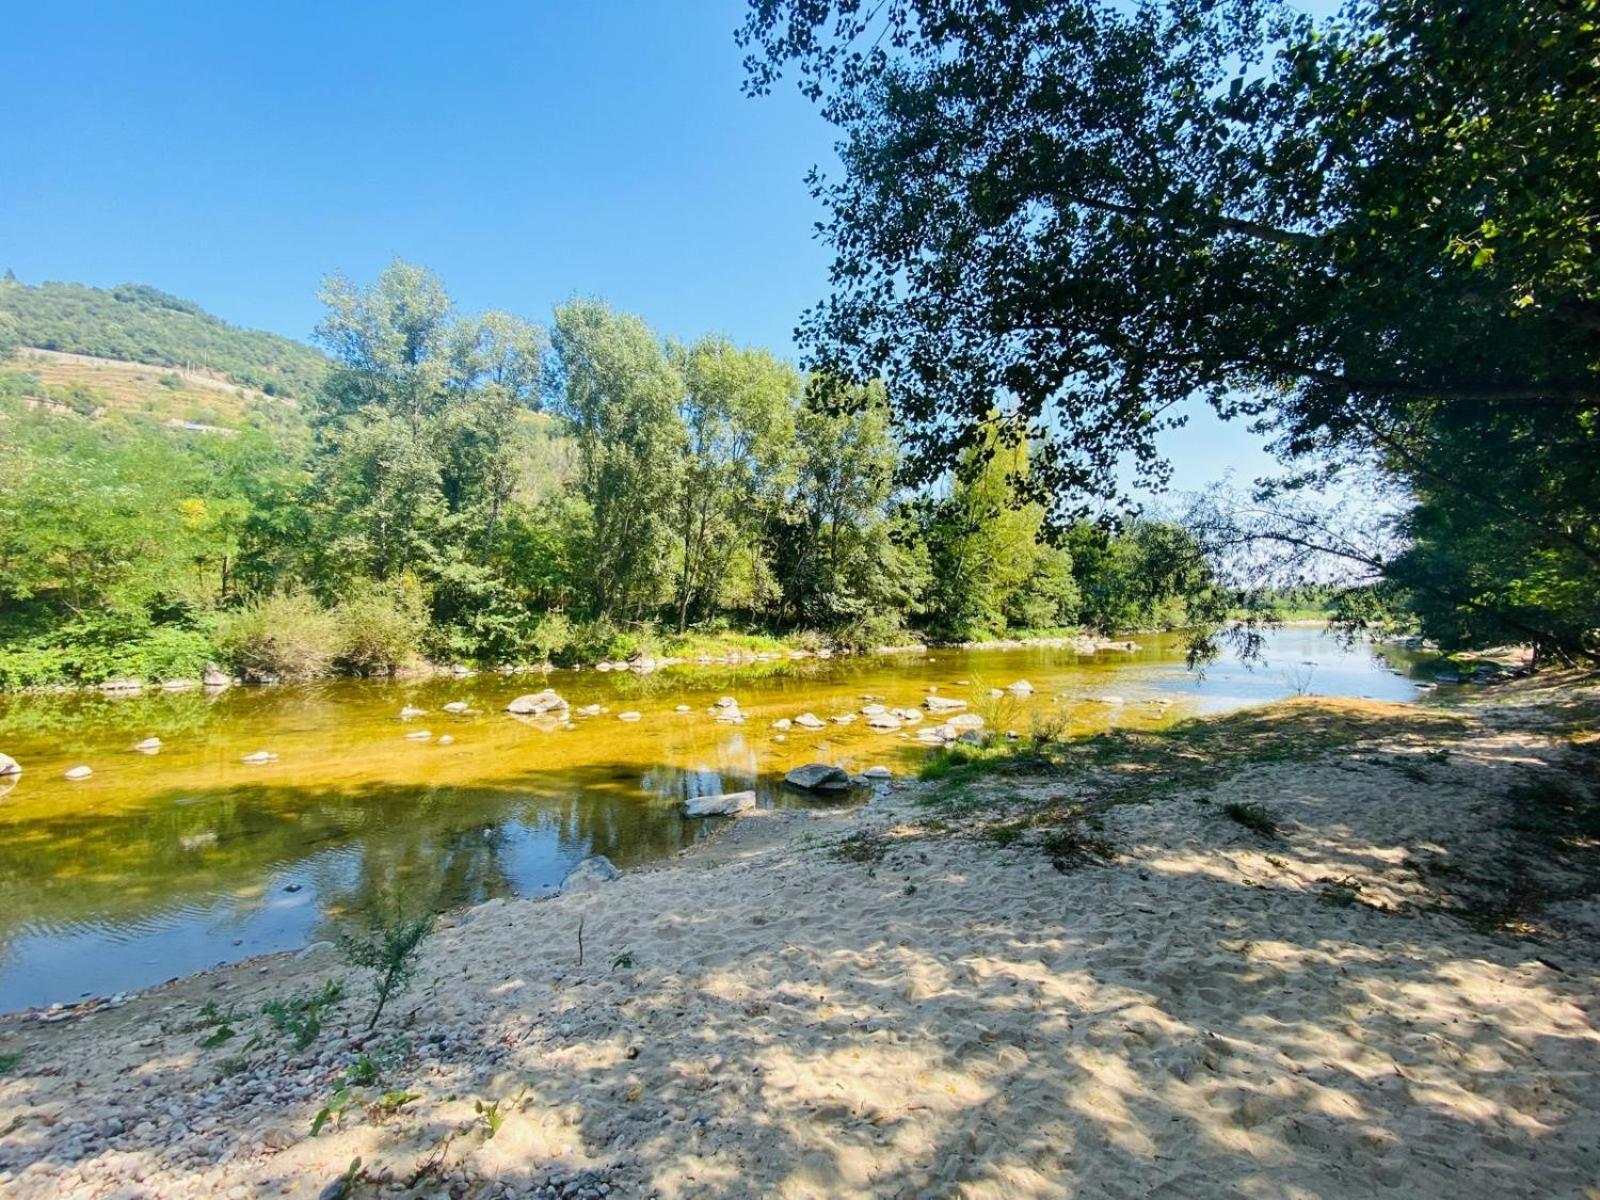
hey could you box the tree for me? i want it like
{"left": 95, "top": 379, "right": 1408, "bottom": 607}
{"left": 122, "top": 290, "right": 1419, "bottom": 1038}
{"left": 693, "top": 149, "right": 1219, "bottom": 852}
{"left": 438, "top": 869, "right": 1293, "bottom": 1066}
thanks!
{"left": 740, "top": 0, "right": 1600, "bottom": 657}
{"left": 307, "top": 260, "right": 547, "bottom": 654}
{"left": 671, "top": 337, "right": 800, "bottom": 630}
{"left": 547, "top": 300, "right": 687, "bottom": 620}
{"left": 770, "top": 384, "right": 926, "bottom": 641}
{"left": 922, "top": 432, "right": 1051, "bottom": 641}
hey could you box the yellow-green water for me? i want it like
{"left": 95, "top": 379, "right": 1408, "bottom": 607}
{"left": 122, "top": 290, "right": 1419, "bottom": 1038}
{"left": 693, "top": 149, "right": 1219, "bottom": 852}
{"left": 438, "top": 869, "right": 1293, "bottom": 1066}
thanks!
{"left": 0, "top": 630, "right": 1424, "bottom": 1011}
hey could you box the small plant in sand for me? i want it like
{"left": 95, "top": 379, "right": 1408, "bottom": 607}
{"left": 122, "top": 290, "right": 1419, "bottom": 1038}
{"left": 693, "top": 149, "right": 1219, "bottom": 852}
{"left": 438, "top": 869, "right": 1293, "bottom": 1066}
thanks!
{"left": 832, "top": 831, "right": 888, "bottom": 864}
{"left": 1040, "top": 820, "right": 1115, "bottom": 871}
{"left": 1320, "top": 878, "right": 1361, "bottom": 908}
{"left": 345, "top": 1054, "right": 380, "bottom": 1087}
{"left": 339, "top": 894, "right": 436, "bottom": 1030}
{"left": 0, "top": 1051, "right": 21, "bottom": 1075}
{"left": 475, "top": 1096, "right": 508, "bottom": 1138}
{"left": 1222, "top": 800, "right": 1280, "bottom": 838}
{"left": 310, "top": 1086, "right": 358, "bottom": 1136}
{"left": 260, "top": 978, "right": 345, "bottom": 1050}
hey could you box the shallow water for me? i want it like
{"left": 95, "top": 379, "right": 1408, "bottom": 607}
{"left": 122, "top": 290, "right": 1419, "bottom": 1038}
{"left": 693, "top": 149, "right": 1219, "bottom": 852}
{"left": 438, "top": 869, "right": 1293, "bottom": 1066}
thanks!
{"left": 0, "top": 629, "right": 1423, "bottom": 1011}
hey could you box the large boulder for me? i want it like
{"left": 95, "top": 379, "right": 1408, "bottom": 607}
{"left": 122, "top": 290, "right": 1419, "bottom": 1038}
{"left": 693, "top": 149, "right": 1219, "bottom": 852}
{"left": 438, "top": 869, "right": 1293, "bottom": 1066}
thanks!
{"left": 684, "top": 790, "right": 757, "bottom": 817}
{"left": 507, "top": 690, "right": 568, "bottom": 716}
{"left": 784, "top": 763, "right": 851, "bottom": 793}
{"left": 560, "top": 855, "right": 621, "bottom": 895}
{"left": 924, "top": 695, "right": 967, "bottom": 713}
{"left": 0, "top": 753, "right": 20, "bottom": 778}
{"left": 202, "top": 663, "right": 231, "bottom": 688}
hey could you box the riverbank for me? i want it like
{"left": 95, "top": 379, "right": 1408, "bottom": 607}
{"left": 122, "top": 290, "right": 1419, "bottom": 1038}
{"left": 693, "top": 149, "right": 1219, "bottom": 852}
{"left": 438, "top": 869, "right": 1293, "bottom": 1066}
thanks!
{"left": 2, "top": 674, "right": 1596, "bottom": 1198}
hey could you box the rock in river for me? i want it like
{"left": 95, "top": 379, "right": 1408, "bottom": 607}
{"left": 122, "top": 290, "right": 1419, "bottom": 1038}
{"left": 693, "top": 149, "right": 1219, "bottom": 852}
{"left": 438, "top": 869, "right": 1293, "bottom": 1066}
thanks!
{"left": 784, "top": 763, "right": 851, "bottom": 792}
{"left": 64, "top": 765, "right": 93, "bottom": 781}
{"left": 0, "top": 752, "right": 21, "bottom": 778}
{"left": 202, "top": 662, "right": 232, "bottom": 689}
{"left": 133, "top": 737, "right": 161, "bottom": 753}
{"left": 793, "top": 712, "right": 827, "bottom": 730}
{"left": 684, "top": 790, "right": 757, "bottom": 817}
{"left": 924, "top": 695, "right": 968, "bottom": 713}
{"left": 560, "top": 855, "right": 621, "bottom": 894}
{"left": 507, "top": 690, "right": 568, "bottom": 716}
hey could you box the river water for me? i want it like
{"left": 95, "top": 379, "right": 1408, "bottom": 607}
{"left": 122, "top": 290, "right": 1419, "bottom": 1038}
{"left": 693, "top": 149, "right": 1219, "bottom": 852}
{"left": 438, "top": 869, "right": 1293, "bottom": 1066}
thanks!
{"left": 0, "top": 629, "right": 1425, "bottom": 1011}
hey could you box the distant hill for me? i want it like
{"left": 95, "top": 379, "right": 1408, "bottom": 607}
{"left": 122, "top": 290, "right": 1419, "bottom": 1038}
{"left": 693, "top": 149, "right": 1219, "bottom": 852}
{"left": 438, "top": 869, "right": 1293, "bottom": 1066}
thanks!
{"left": 0, "top": 277, "right": 327, "bottom": 398}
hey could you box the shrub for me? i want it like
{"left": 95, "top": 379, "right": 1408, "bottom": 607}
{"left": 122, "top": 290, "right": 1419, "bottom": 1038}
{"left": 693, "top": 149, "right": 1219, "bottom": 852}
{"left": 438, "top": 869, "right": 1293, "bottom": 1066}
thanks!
{"left": 334, "top": 580, "right": 426, "bottom": 675}
{"left": 339, "top": 895, "right": 436, "bottom": 1031}
{"left": 528, "top": 611, "right": 574, "bottom": 664}
{"left": 132, "top": 625, "right": 213, "bottom": 681}
{"left": 215, "top": 592, "right": 340, "bottom": 682}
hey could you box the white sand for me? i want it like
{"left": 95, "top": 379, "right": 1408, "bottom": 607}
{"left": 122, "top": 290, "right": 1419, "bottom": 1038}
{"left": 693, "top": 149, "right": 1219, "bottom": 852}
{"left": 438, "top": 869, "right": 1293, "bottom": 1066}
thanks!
{"left": 1, "top": 693, "right": 1597, "bottom": 1199}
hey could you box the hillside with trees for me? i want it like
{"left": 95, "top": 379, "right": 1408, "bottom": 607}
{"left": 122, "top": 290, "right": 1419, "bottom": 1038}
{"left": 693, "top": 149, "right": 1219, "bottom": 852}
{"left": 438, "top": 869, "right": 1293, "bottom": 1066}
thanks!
{"left": 0, "top": 262, "right": 1217, "bottom": 688}
{"left": 0, "top": 275, "right": 327, "bottom": 398}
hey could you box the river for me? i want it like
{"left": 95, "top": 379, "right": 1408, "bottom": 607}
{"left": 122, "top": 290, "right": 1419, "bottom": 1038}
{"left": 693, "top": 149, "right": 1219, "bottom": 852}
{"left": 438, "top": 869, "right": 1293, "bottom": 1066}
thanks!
{"left": 0, "top": 628, "right": 1426, "bottom": 1011}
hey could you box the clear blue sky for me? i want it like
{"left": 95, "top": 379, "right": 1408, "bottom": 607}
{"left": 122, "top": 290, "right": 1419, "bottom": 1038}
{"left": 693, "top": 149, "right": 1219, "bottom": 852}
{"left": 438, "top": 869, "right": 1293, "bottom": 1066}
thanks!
{"left": 0, "top": 0, "right": 1277, "bottom": 494}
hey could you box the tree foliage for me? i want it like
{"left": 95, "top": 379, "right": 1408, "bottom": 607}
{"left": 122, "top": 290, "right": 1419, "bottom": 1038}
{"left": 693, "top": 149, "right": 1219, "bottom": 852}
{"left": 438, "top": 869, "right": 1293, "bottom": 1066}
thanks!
{"left": 740, "top": 0, "right": 1600, "bottom": 659}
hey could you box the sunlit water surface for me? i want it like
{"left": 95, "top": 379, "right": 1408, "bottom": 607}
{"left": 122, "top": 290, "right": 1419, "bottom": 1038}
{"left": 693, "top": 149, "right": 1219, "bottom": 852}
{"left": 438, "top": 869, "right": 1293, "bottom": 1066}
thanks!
{"left": 0, "top": 629, "right": 1426, "bottom": 1010}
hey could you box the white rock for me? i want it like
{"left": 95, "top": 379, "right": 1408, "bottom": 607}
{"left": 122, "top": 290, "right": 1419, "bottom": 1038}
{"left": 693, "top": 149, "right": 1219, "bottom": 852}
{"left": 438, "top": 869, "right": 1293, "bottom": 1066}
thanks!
{"left": 1006, "top": 680, "right": 1035, "bottom": 695}
{"left": 867, "top": 713, "right": 902, "bottom": 730}
{"left": 506, "top": 690, "right": 568, "bottom": 716}
{"left": 241, "top": 750, "right": 278, "bottom": 764}
{"left": 442, "top": 701, "right": 469, "bottom": 713}
{"left": 618, "top": 711, "right": 642, "bottom": 722}
{"left": 861, "top": 703, "right": 887, "bottom": 715}
{"left": 924, "top": 695, "right": 968, "bottom": 713}
{"left": 1089, "top": 695, "right": 1125, "bottom": 705}
{"left": 683, "top": 790, "right": 757, "bottom": 817}
{"left": 133, "top": 737, "right": 161, "bottom": 753}
{"left": 400, "top": 705, "right": 427, "bottom": 719}
{"left": 0, "top": 752, "right": 20, "bottom": 778}
{"left": 793, "top": 712, "right": 826, "bottom": 729}
{"left": 771, "top": 717, "right": 792, "bottom": 731}
{"left": 575, "top": 704, "right": 602, "bottom": 717}
{"left": 714, "top": 696, "right": 738, "bottom": 709}
{"left": 438, "top": 735, "right": 455, "bottom": 746}
{"left": 404, "top": 730, "right": 432, "bottom": 741}
{"left": 863, "top": 765, "right": 893, "bottom": 779}
{"left": 64, "top": 765, "right": 93, "bottom": 780}
{"left": 674, "top": 704, "right": 691, "bottom": 713}
{"left": 948, "top": 712, "right": 985, "bottom": 730}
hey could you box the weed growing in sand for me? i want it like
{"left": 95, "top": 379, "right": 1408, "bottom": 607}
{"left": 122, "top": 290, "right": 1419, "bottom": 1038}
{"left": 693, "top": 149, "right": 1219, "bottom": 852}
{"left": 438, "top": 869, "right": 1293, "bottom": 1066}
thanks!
{"left": 339, "top": 895, "right": 436, "bottom": 1030}
{"left": 476, "top": 1091, "right": 525, "bottom": 1138}
{"left": 611, "top": 951, "right": 636, "bottom": 971}
{"left": 1040, "top": 821, "right": 1115, "bottom": 871}
{"left": 1320, "top": 878, "right": 1361, "bottom": 908}
{"left": 310, "top": 1086, "right": 357, "bottom": 1136}
{"left": 370, "top": 1090, "right": 419, "bottom": 1119}
{"left": 345, "top": 1054, "right": 380, "bottom": 1087}
{"left": 213, "top": 1055, "right": 251, "bottom": 1082}
{"left": 988, "top": 821, "right": 1027, "bottom": 847}
{"left": 832, "top": 832, "right": 888, "bottom": 864}
{"left": 0, "top": 1051, "right": 21, "bottom": 1075}
{"left": 1223, "top": 801, "right": 1280, "bottom": 838}
{"left": 199, "top": 1023, "right": 237, "bottom": 1049}
{"left": 260, "top": 979, "right": 345, "bottom": 1051}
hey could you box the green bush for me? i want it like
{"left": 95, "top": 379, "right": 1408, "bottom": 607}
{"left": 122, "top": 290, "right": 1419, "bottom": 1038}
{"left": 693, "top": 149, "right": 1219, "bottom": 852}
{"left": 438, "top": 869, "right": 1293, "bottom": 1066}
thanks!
{"left": 334, "top": 580, "right": 426, "bottom": 675}
{"left": 0, "top": 617, "right": 213, "bottom": 688}
{"left": 215, "top": 592, "right": 340, "bottom": 682}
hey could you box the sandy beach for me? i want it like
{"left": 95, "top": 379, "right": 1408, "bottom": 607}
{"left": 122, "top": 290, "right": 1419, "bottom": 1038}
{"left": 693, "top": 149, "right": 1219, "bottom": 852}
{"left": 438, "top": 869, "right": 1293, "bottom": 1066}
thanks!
{"left": 2, "top": 678, "right": 1597, "bottom": 1200}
